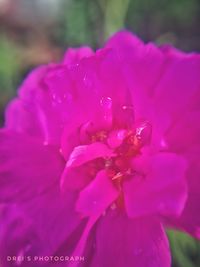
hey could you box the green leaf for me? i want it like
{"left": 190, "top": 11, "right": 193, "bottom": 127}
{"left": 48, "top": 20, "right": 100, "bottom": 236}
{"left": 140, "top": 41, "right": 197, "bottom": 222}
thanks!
{"left": 167, "top": 230, "right": 200, "bottom": 267}
{"left": 63, "top": 0, "right": 94, "bottom": 46}
{"left": 102, "top": 0, "right": 131, "bottom": 40}
{"left": 0, "top": 36, "right": 20, "bottom": 102}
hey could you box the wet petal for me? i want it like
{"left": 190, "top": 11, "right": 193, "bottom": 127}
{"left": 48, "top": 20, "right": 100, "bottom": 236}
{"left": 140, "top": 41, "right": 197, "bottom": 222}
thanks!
{"left": 0, "top": 130, "right": 82, "bottom": 261}
{"left": 65, "top": 142, "right": 114, "bottom": 169}
{"left": 68, "top": 171, "right": 119, "bottom": 267}
{"left": 76, "top": 170, "right": 119, "bottom": 217}
{"left": 0, "top": 129, "right": 64, "bottom": 202}
{"left": 91, "top": 211, "right": 171, "bottom": 267}
{"left": 165, "top": 146, "right": 200, "bottom": 239}
{"left": 107, "top": 129, "right": 127, "bottom": 148}
{"left": 106, "top": 31, "right": 165, "bottom": 121}
{"left": 152, "top": 52, "right": 200, "bottom": 147}
{"left": 124, "top": 153, "right": 188, "bottom": 218}
{"left": 63, "top": 47, "right": 94, "bottom": 65}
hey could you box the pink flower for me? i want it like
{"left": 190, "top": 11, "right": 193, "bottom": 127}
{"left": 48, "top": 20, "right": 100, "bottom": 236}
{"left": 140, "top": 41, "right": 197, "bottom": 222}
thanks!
{"left": 0, "top": 31, "right": 200, "bottom": 267}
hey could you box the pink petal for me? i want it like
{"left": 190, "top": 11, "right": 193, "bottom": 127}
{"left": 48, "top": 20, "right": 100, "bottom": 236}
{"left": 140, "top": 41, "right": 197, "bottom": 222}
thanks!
{"left": 63, "top": 47, "right": 94, "bottom": 65}
{"left": 0, "top": 130, "right": 83, "bottom": 259}
{"left": 106, "top": 30, "right": 143, "bottom": 50}
{"left": 107, "top": 129, "right": 127, "bottom": 148}
{"left": 90, "top": 211, "right": 171, "bottom": 267}
{"left": 166, "top": 111, "right": 200, "bottom": 153}
{"left": 0, "top": 191, "right": 83, "bottom": 262}
{"left": 5, "top": 64, "right": 78, "bottom": 146}
{"left": 5, "top": 66, "right": 48, "bottom": 139}
{"left": 95, "top": 49, "right": 134, "bottom": 128}
{"left": 106, "top": 31, "right": 165, "bottom": 121}
{"left": 166, "top": 193, "right": 200, "bottom": 239}
{"left": 68, "top": 171, "right": 119, "bottom": 267}
{"left": 165, "top": 146, "right": 200, "bottom": 239}
{"left": 65, "top": 142, "right": 115, "bottom": 169}
{"left": 124, "top": 153, "right": 188, "bottom": 218}
{"left": 60, "top": 165, "right": 92, "bottom": 193}
{"left": 153, "top": 52, "right": 200, "bottom": 141}
{"left": 76, "top": 170, "right": 119, "bottom": 217}
{"left": 0, "top": 129, "right": 64, "bottom": 202}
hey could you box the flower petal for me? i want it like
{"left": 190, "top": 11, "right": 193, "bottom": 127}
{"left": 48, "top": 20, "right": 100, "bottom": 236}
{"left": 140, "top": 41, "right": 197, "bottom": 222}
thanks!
{"left": 0, "top": 130, "right": 83, "bottom": 261}
{"left": 76, "top": 170, "right": 119, "bottom": 217}
{"left": 0, "top": 189, "right": 83, "bottom": 264}
{"left": 63, "top": 47, "right": 94, "bottom": 65}
{"left": 65, "top": 142, "right": 114, "bottom": 169}
{"left": 5, "top": 64, "right": 78, "bottom": 146}
{"left": 165, "top": 146, "right": 200, "bottom": 239}
{"left": 90, "top": 211, "right": 171, "bottom": 267}
{"left": 166, "top": 111, "right": 200, "bottom": 152}
{"left": 67, "top": 171, "right": 119, "bottom": 267}
{"left": 5, "top": 66, "right": 48, "bottom": 139}
{"left": 107, "top": 129, "right": 127, "bottom": 148}
{"left": 0, "top": 129, "right": 64, "bottom": 202}
{"left": 154, "top": 52, "right": 200, "bottom": 119}
{"left": 124, "top": 152, "right": 188, "bottom": 218}
{"left": 106, "top": 31, "right": 165, "bottom": 120}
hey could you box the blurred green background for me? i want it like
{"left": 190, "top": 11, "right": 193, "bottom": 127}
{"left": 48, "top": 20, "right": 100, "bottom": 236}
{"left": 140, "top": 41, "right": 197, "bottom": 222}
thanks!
{"left": 0, "top": 0, "right": 199, "bottom": 266}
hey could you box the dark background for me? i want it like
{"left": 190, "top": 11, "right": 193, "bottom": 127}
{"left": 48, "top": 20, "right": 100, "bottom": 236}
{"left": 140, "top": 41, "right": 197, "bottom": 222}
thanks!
{"left": 0, "top": 1, "right": 200, "bottom": 266}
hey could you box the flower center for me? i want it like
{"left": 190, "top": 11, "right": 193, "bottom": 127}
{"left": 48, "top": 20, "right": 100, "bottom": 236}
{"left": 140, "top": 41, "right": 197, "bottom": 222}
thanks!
{"left": 87, "top": 121, "right": 152, "bottom": 189}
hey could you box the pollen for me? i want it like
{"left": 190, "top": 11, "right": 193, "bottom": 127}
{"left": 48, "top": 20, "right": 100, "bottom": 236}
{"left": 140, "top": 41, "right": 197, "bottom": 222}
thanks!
{"left": 91, "top": 130, "right": 107, "bottom": 142}
{"left": 88, "top": 121, "right": 152, "bottom": 189}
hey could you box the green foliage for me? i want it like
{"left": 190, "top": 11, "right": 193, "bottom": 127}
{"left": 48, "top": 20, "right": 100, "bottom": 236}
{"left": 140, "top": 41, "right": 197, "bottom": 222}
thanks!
{"left": 62, "top": 0, "right": 101, "bottom": 47}
{"left": 99, "top": 0, "right": 131, "bottom": 39}
{"left": 168, "top": 230, "right": 200, "bottom": 267}
{"left": 0, "top": 36, "right": 19, "bottom": 95}
{"left": 0, "top": 36, "right": 20, "bottom": 124}
{"left": 126, "top": 0, "right": 199, "bottom": 51}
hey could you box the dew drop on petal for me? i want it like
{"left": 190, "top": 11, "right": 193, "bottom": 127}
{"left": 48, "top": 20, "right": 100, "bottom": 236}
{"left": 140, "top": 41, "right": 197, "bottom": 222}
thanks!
{"left": 135, "top": 121, "right": 152, "bottom": 145}
{"left": 100, "top": 97, "right": 112, "bottom": 109}
{"left": 83, "top": 74, "right": 93, "bottom": 87}
{"left": 43, "top": 141, "right": 49, "bottom": 146}
{"left": 110, "top": 203, "right": 117, "bottom": 210}
{"left": 122, "top": 105, "right": 134, "bottom": 110}
{"left": 102, "top": 210, "right": 106, "bottom": 216}
{"left": 160, "top": 138, "right": 168, "bottom": 149}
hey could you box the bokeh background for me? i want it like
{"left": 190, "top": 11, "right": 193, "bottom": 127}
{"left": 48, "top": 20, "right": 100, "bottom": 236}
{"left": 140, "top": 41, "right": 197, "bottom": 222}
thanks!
{"left": 0, "top": 0, "right": 199, "bottom": 266}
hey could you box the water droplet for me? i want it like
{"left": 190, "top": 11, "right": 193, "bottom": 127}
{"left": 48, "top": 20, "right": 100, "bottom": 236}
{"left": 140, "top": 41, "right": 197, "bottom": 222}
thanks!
{"left": 110, "top": 203, "right": 117, "bottom": 210}
{"left": 100, "top": 97, "right": 112, "bottom": 109}
{"left": 83, "top": 74, "right": 93, "bottom": 87}
{"left": 160, "top": 138, "right": 168, "bottom": 149}
{"left": 102, "top": 210, "right": 106, "bottom": 216}
{"left": 122, "top": 105, "right": 134, "bottom": 110}
{"left": 135, "top": 121, "right": 152, "bottom": 145}
{"left": 43, "top": 141, "right": 48, "bottom": 146}
{"left": 51, "top": 93, "right": 62, "bottom": 104}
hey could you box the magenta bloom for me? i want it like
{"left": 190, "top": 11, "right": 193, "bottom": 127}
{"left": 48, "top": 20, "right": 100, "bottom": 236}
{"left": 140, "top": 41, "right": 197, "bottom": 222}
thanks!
{"left": 0, "top": 31, "right": 200, "bottom": 267}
